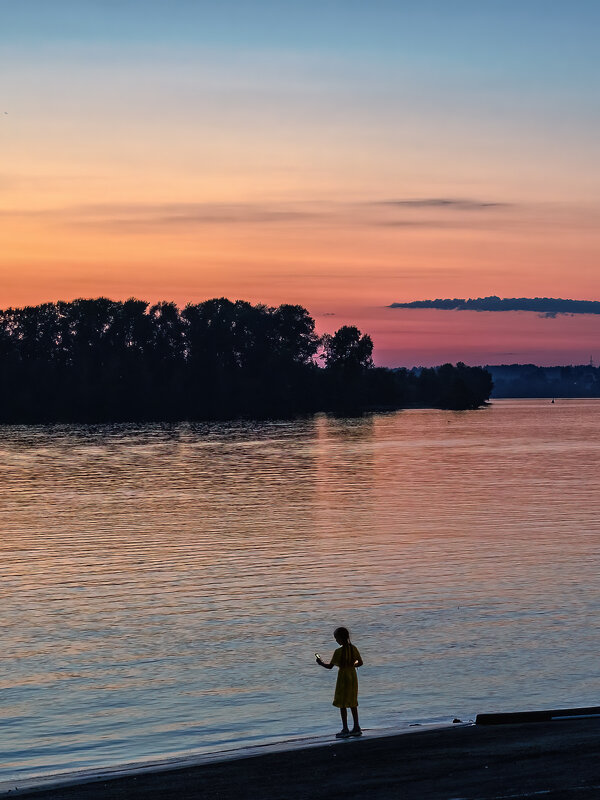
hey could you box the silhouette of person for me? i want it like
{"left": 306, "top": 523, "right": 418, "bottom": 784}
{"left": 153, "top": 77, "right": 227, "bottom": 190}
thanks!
{"left": 316, "top": 626, "right": 363, "bottom": 737}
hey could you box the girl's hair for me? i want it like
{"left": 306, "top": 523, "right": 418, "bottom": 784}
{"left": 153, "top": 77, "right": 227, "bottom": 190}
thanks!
{"left": 334, "top": 627, "right": 354, "bottom": 667}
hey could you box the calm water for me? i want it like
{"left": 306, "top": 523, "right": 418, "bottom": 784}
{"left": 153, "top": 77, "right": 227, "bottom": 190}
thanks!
{"left": 1, "top": 399, "right": 599, "bottom": 783}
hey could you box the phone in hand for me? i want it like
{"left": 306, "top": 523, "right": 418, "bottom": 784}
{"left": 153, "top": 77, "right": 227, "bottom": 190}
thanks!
{"left": 315, "top": 652, "right": 321, "bottom": 660}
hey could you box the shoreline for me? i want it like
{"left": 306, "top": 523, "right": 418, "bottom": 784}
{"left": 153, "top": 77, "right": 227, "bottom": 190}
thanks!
{"left": 0, "top": 721, "right": 455, "bottom": 797}
{"left": 6, "top": 717, "right": 600, "bottom": 800}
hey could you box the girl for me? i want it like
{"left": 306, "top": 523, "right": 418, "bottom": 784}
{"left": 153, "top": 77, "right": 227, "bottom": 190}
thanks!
{"left": 316, "top": 627, "right": 363, "bottom": 737}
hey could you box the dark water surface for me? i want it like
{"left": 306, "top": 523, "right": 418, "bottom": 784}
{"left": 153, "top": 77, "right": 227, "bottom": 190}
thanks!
{"left": 1, "top": 399, "right": 598, "bottom": 782}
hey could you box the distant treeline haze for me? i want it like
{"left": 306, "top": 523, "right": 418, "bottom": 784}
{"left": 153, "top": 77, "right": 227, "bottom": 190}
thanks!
{"left": 488, "top": 364, "right": 600, "bottom": 398}
{"left": 0, "top": 298, "right": 492, "bottom": 422}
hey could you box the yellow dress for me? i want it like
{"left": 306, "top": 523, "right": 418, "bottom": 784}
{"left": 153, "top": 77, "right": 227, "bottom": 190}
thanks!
{"left": 331, "top": 644, "right": 361, "bottom": 708}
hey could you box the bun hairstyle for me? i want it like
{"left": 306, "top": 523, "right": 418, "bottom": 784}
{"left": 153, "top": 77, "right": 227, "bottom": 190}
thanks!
{"left": 334, "top": 627, "right": 354, "bottom": 667}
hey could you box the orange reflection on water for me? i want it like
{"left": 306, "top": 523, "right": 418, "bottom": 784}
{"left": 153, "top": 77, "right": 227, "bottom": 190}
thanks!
{"left": 1, "top": 402, "right": 599, "bottom": 781}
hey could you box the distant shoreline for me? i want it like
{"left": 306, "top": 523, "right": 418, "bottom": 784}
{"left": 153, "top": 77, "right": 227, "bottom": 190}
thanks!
{"left": 486, "top": 364, "right": 600, "bottom": 398}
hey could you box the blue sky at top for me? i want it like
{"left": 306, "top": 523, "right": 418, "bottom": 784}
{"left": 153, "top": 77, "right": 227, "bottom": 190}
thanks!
{"left": 3, "top": 1, "right": 600, "bottom": 70}
{"left": 3, "top": 1, "right": 599, "bottom": 148}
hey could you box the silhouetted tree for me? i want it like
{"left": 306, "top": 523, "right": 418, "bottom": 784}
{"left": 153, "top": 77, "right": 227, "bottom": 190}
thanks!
{"left": 322, "top": 326, "right": 373, "bottom": 371}
{"left": 321, "top": 326, "right": 374, "bottom": 412}
{"left": 0, "top": 298, "right": 492, "bottom": 422}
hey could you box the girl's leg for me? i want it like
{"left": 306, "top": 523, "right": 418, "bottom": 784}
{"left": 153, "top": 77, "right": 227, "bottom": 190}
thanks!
{"left": 340, "top": 708, "right": 349, "bottom": 731}
{"left": 350, "top": 707, "right": 361, "bottom": 733}
{"left": 335, "top": 708, "right": 350, "bottom": 736}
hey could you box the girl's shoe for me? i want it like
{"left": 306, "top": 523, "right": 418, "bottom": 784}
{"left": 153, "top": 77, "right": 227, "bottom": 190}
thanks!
{"left": 335, "top": 729, "right": 351, "bottom": 738}
{"left": 349, "top": 728, "right": 363, "bottom": 737}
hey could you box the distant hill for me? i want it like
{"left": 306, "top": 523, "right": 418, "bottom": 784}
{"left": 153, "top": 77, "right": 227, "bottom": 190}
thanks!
{"left": 486, "top": 364, "right": 600, "bottom": 398}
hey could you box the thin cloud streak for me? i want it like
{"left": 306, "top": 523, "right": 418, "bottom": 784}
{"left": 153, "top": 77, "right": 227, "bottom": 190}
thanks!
{"left": 70, "top": 202, "right": 321, "bottom": 227}
{"left": 376, "top": 198, "right": 512, "bottom": 210}
{"left": 1, "top": 197, "right": 517, "bottom": 232}
{"left": 390, "top": 297, "right": 600, "bottom": 316}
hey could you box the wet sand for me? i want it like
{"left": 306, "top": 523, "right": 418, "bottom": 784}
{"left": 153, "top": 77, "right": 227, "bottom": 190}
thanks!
{"left": 9, "top": 718, "right": 600, "bottom": 800}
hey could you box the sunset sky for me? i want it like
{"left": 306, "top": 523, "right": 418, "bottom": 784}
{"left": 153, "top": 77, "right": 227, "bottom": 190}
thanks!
{"left": 2, "top": 1, "right": 599, "bottom": 365}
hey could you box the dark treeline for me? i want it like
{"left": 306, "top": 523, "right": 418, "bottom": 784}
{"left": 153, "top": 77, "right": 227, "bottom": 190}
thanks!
{"left": 487, "top": 364, "right": 600, "bottom": 398}
{"left": 0, "top": 298, "right": 492, "bottom": 422}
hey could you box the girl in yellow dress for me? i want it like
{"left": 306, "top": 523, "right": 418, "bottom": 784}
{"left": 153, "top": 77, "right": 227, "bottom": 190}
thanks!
{"left": 316, "top": 627, "right": 363, "bottom": 737}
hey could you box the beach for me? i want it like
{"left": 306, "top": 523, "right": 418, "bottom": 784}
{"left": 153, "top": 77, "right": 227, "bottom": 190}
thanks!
{"left": 8, "top": 718, "right": 600, "bottom": 800}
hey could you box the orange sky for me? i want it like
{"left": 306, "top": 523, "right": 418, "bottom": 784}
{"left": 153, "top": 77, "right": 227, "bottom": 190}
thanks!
{"left": 3, "top": 200, "right": 599, "bottom": 365}
{"left": 2, "top": 4, "right": 600, "bottom": 365}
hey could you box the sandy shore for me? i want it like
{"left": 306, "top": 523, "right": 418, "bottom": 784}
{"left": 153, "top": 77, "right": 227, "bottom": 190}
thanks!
{"left": 7, "top": 718, "right": 600, "bottom": 800}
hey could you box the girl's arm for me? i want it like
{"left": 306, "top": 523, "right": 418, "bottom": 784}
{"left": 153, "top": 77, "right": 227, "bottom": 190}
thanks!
{"left": 316, "top": 656, "right": 334, "bottom": 670}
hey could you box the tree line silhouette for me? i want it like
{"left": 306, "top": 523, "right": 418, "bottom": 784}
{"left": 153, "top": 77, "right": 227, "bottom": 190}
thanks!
{"left": 488, "top": 364, "right": 600, "bottom": 397}
{"left": 0, "top": 298, "right": 492, "bottom": 422}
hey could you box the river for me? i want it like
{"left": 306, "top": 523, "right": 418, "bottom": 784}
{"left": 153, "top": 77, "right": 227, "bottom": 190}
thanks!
{"left": 1, "top": 399, "right": 598, "bottom": 782}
